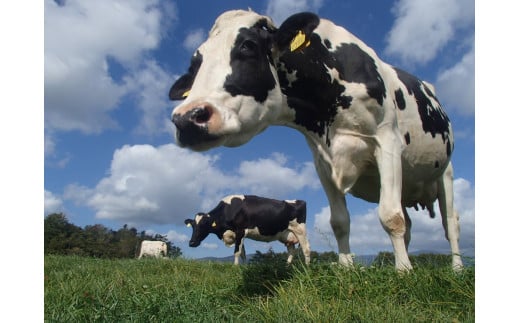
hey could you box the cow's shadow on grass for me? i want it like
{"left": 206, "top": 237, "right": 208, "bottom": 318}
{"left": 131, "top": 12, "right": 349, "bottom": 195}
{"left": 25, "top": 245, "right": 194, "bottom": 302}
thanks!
{"left": 236, "top": 258, "right": 300, "bottom": 296}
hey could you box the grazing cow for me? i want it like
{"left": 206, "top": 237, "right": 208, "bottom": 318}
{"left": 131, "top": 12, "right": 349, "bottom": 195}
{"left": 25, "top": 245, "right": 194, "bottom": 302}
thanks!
{"left": 138, "top": 240, "right": 167, "bottom": 259}
{"left": 170, "top": 10, "right": 463, "bottom": 271}
{"left": 184, "top": 195, "right": 311, "bottom": 265}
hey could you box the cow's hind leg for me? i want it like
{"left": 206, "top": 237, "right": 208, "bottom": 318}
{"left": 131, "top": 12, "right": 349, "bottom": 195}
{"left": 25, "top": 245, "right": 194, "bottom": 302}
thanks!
{"left": 437, "top": 162, "right": 463, "bottom": 271}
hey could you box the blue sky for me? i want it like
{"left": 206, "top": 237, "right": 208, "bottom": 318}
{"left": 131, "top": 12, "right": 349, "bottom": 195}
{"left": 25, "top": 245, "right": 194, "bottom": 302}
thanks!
{"left": 42, "top": 0, "right": 475, "bottom": 260}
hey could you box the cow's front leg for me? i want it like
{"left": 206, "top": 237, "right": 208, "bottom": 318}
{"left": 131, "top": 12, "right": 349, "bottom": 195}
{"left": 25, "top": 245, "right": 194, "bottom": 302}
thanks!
{"left": 375, "top": 130, "right": 412, "bottom": 271}
{"left": 233, "top": 229, "right": 246, "bottom": 265}
{"left": 314, "top": 161, "right": 354, "bottom": 267}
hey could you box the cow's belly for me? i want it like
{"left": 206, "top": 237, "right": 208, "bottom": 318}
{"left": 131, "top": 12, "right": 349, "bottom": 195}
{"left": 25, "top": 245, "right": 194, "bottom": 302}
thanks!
{"left": 245, "top": 227, "right": 295, "bottom": 243}
{"left": 327, "top": 129, "right": 451, "bottom": 206}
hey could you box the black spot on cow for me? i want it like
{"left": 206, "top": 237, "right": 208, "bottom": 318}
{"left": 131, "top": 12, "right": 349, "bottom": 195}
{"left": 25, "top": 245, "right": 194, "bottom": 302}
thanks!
{"left": 394, "top": 67, "right": 451, "bottom": 143}
{"left": 278, "top": 35, "right": 386, "bottom": 145}
{"left": 395, "top": 88, "right": 406, "bottom": 110}
{"left": 324, "top": 39, "right": 332, "bottom": 49}
{"left": 224, "top": 26, "right": 277, "bottom": 102}
{"left": 404, "top": 132, "right": 411, "bottom": 145}
{"left": 446, "top": 139, "right": 453, "bottom": 157}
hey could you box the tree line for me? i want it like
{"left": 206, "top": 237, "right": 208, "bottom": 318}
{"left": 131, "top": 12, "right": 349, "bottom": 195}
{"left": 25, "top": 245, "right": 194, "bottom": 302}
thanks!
{"left": 44, "top": 213, "right": 182, "bottom": 259}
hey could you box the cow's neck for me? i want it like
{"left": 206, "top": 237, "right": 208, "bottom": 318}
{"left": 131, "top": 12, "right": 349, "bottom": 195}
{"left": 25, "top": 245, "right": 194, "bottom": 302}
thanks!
{"left": 273, "top": 95, "right": 335, "bottom": 151}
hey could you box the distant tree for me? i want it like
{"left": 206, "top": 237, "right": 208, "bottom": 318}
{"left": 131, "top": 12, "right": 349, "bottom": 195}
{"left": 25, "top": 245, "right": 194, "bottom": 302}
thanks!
{"left": 83, "top": 224, "right": 115, "bottom": 258}
{"left": 166, "top": 242, "right": 182, "bottom": 259}
{"left": 44, "top": 213, "right": 84, "bottom": 255}
{"left": 44, "top": 213, "right": 183, "bottom": 259}
{"left": 114, "top": 224, "right": 140, "bottom": 258}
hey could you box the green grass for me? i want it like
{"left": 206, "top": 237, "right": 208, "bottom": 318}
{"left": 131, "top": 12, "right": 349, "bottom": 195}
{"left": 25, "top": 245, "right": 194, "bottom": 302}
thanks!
{"left": 45, "top": 255, "right": 474, "bottom": 322}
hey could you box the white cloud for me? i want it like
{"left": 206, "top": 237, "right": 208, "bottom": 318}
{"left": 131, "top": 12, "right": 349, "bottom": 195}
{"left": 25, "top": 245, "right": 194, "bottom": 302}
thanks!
{"left": 165, "top": 229, "right": 189, "bottom": 244}
{"left": 235, "top": 152, "right": 320, "bottom": 198}
{"left": 183, "top": 28, "right": 205, "bottom": 52}
{"left": 63, "top": 144, "right": 319, "bottom": 226}
{"left": 312, "top": 178, "right": 475, "bottom": 256}
{"left": 44, "top": 190, "right": 64, "bottom": 215}
{"left": 123, "top": 60, "right": 177, "bottom": 136}
{"left": 265, "top": 0, "right": 324, "bottom": 25}
{"left": 44, "top": 0, "right": 175, "bottom": 134}
{"left": 435, "top": 47, "right": 475, "bottom": 116}
{"left": 384, "top": 0, "right": 474, "bottom": 66}
{"left": 202, "top": 243, "right": 219, "bottom": 250}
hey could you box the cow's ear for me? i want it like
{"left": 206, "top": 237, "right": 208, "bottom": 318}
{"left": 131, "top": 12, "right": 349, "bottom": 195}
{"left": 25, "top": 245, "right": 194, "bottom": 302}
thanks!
{"left": 184, "top": 219, "right": 193, "bottom": 227}
{"left": 169, "top": 74, "right": 193, "bottom": 101}
{"left": 274, "top": 12, "right": 320, "bottom": 53}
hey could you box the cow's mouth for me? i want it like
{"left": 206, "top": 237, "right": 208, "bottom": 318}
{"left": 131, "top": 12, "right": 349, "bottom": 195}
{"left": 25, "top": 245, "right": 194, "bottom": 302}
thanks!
{"left": 175, "top": 126, "right": 222, "bottom": 151}
{"left": 188, "top": 240, "right": 200, "bottom": 247}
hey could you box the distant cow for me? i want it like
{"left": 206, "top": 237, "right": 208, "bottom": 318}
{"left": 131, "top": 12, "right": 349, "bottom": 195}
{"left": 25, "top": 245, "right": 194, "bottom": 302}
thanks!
{"left": 138, "top": 240, "right": 167, "bottom": 259}
{"left": 185, "top": 195, "right": 311, "bottom": 265}
{"left": 170, "top": 10, "right": 463, "bottom": 271}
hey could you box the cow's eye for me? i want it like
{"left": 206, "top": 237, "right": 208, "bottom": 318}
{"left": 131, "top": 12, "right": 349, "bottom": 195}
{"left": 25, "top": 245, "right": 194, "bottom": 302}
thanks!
{"left": 239, "top": 40, "right": 258, "bottom": 56}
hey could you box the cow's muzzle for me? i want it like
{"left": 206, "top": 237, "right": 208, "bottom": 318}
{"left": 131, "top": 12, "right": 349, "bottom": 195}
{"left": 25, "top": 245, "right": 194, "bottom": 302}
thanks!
{"left": 188, "top": 240, "right": 200, "bottom": 247}
{"left": 171, "top": 103, "right": 221, "bottom": 150}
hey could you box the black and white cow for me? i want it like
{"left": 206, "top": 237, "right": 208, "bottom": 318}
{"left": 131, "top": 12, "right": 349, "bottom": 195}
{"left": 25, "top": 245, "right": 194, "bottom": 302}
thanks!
{"left": 170, "top": 10, "right": 462, "bottom": 271}
{"left": 184, "top": 195, "right": 311, "bottom": 265}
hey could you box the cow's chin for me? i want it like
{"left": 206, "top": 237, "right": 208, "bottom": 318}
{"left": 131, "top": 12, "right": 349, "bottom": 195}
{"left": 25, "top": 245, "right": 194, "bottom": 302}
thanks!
{"left": 188, "top": 241, "right": 201, "bottom": 247}
{"left": 177, "top": 129, "right": 259, "bottom": 151}
{"left": 177, "top": 137, "right": 225, "bottom": 152}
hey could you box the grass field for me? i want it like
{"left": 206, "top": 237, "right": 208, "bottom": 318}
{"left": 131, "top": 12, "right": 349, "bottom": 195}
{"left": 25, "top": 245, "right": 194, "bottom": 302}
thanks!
{"left": 44, "top": 255, "right": 474, "bottom": 322}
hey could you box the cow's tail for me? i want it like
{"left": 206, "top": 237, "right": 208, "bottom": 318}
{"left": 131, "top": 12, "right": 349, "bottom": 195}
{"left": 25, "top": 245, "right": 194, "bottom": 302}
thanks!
{"left": 294, "top": 200, "right": 307, "bottom": 224}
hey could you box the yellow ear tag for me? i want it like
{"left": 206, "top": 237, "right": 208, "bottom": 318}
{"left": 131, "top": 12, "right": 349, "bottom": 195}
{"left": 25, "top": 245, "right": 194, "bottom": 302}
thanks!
{"left": 182, "top": 90, "right": 191, "bottom": 98}
{"left": 212, "top": 221, "right": 217, "bottom": 228}
{"left": 186, "top": 223, "right": 192, "bottom": 227}
{"left": 290, "top": 30, "right": 308, "bottom": 52}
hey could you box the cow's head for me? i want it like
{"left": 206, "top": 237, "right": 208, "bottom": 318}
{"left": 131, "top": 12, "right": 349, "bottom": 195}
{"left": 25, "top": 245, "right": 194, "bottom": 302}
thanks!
{"left": 184, "top": 213, "right": 219, "bottom": 247}
{"left": 170, "top": 10, "right": 319, "bottom": 151}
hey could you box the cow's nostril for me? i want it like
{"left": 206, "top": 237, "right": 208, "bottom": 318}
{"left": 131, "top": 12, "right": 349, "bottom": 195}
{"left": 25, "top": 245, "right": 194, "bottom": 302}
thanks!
{"left": 190, "top": 106, "right": 212, "bottom": 124}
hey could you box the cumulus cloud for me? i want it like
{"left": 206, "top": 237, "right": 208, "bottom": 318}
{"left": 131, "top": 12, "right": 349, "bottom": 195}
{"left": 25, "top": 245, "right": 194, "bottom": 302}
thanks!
{"left": 435, "top": 47, "right": 475, "bottom": 116}
{"left": 44, "top": 0, "right": 175, "bottom": 134}
{"left": 384, "top": 0, "right": 474, "bottom": 66}
{"left": 165, "top": 229, "right": 189, "bottom": 244}
{"left": 312, "top": 178, "right": 475, "bottom": 256}
{"left": 183, "top": 28, "right": 205, "bottom": 52}
{"left": 265, "top": 0, "right": 324, "bottom": 25}
{"left": 44, "top": 190, "right": 64, "bottom": 215}
{"left": 63, "top": 144, "right": 319, "bottom": 226}
{"left": 123, "top": 60, "right": 177, "bottom": 136}
{"left": 235, "top": 152, "right": 320, "bottom": 197}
